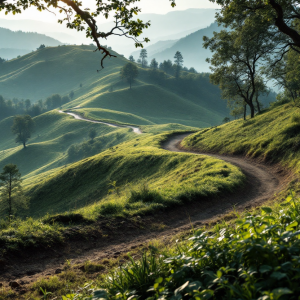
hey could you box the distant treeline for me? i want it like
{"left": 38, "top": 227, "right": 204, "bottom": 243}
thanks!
{"left": 0, "top": 91, "right": 74, "bottom": 121}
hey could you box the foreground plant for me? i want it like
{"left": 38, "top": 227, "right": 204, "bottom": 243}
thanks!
{"left": 63, "top": 192, "right": 300, "bottom": 300}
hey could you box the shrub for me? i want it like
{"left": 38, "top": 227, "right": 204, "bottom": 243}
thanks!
{"left": 128, "top": 184, "right": 163, "bottom": 204}
{"left": 98, "top": 202, "right": 123, "bottom": 215}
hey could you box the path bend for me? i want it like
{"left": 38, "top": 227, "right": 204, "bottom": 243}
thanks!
{"left": 0, "top": 119, "right": 285, "bottom": 287}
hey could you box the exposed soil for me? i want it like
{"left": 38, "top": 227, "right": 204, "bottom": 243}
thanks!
{"left": 0, "top": 133, "right": 291, "bottom": 294}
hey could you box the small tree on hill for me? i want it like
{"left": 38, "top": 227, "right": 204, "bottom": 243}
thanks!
{"left": 37, "top": 44, "right": 46, "bottom": 50}
{"left": 89, "top": 128, "right": 97, "bottom": 142}
{"left": 139, "top": 49, "right": 148, "bottom": 67}
{"left": 129, "top": 55, "right": 135, "bottom": 62}
{"left": 69, "top": 90, "right": 75, "bottom": 99}
{"left": 150, "top": 58, "right": 158, "bottom": 69}
{"left": 174, "top": 51, "right": 184, "bottom": 79}
{"left": 0, "top": 164, "right": 27, "bottom": 221}
{"left": 223, "top": 117, "right": 230, "bottom": 123}
{"left": 11, "top": 115, "right": 35, "bottom": 148}
{"left": 0, "top": 57, "right": 5, "bottom": 64}
{"left": 120, "top": 63, "right": 139, "bottom": 89}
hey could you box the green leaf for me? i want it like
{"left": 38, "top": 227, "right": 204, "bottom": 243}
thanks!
{"left": 216, "top": 270, "right": 222, "bottom": 278}
{"left": 272, "top": 288, "right": 292, "bottom": 299}
{"left": 261, "top": 207, "right": 273, "bottom": 214}
{"left": 155, "top": 277, "right": 163, "bottom": 284}
{"left": 259, "top": 265, "right": 272, "bottom": 273}
{"left": 271, "top": 272, "right": 287, "bottom": 280}
{"left": 174, "top": 281, "right": 189, "bottom": 296}
{"left": 286, "top": 220, "right": 298, "bottom": 230}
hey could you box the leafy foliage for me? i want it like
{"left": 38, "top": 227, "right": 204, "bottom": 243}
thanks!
{"left": 61, "top": 192, "right": 300, "bottom": 300}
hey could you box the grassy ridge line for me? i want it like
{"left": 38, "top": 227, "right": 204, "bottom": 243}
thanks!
{"left": 74, "top": 84, "right": 222, "bottom": 128}
{"left": 20, "top": 131, "right": 244, "bottom": 218}
{"left": 182, "top": 103, "right": 300, "bottom": 171}
{"left": 0, "top": 111, "right": 134, "bottom": 178}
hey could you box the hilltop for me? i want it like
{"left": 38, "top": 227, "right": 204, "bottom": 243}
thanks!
{"left": 0, "top": 45, "right": 230, "bottom": 127}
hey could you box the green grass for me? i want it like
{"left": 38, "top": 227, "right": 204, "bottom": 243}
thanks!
{"left": 0, "top": 111, "right": 136, "bottom": 179}
{"left": 182, "top": 103, "right": 300, "bottom": 171}
{"left": 62, "top": 192, "right": 300, "bottom": 300}
{"left": 18, "top": 132, "right": 244, "bottom": 218}
{"left": 0, "top": 45, "right": 229, "bottom": 128}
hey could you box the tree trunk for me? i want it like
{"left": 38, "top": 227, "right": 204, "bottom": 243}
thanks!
{"left": 249, "top": 102, "right": 255, "bottom": 118}
{"left": 23, "top": 141, "right": 26, "bottom": 148}
{"left": 256, "top": 96, "right": 261, "bottom": 113}
{"left": 243, "top": 104, "right": 247, "bottom": 121}
{"left": 8, "top": 174, "right": 12, "bottom": 222}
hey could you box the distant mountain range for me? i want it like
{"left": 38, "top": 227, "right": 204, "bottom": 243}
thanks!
{"left": 0, "top": 9, "right": 217, "bottom": 56}
{"left": 131, "top": 22, "right": 221, "bottom": 73}
{"left": 0, "top": 27, "right": 63, "bottom": 59}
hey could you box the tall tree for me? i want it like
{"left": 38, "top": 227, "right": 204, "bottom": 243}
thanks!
{"left": 11, "top": 115, "right": 35, "bottom": 148}
{"left": 0, "top": 164, "right": 27, "bottom": 221}
{"left": 150, "top": 58, "right": 158, "bottom": 69}
{"left": 211, "top": 0, "right": 300, "bottom": 57}
{"left": 139, "top": 49, "right": 148, "bottom": 67}
{"left": 129, "top": 55, "right": 135, "bottom": 62}
{"left": 174, "top": 51, "right": 184, "bottom": 79}
{"left": 204, "top": 22, "right": 277, "bottom": 118}
{"left": 120, "top": 63, "right": 139, "bottom": 89}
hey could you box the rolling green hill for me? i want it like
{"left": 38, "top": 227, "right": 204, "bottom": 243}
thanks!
{"left": 0, "top": 111, "right": 137, "bottom": 180}
{"left": 0, "top": 44, "right": 230, "bottom": 128}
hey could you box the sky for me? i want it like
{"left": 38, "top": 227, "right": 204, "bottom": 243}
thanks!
{"left": 1, "top": 0, "right": 219, "bottom": 23}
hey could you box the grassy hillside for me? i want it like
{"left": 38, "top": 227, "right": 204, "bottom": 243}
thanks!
{"left": 73, "top": 84, "right": 223, "bottom": 128}
{"left": 0, "top": 111, "right": 136, "bottom": 179}
{"left": 14, "top": 132, "right": 243, "bottom": 218}
{"left": 0, "top": 45, "right": 230, "bottom": 127}
{"left": 182, "top": 103, "right": 300, "bottom": 170}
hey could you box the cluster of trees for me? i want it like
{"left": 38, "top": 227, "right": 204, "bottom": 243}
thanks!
{"left": 129, "top": 49, "right": 197, "bottom": 79}
{"left": 203, "top": 0, "right": 300, "bottom": 119}
{"left": 0, "top": 92, "right": 74, "bottom": 121}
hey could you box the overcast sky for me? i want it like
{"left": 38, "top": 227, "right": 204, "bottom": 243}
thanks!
{"left": 1, "top": 0, "right": 219, "bottom": 23}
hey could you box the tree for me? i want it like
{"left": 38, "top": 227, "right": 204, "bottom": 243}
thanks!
{"left": 89, "top": 128, "right": 97, "bottom": 142}
{"left": 204, "top": 22, "right": 277, "bottom": 118}
{"left": 139, "top": 49, "right": 148, "bottom": 67}
{"left": 150, "top": 58, "right": 158, "bottom": 69}
{"left": 37, "top": 44, "right": 45, "bottom": 50}
{"left": 211, "top": 0, "right": 300, "bottom": 59}
{"left": 189, "top": 67, "right": 197, "bottom": 74}
{"left": 129, "top": 55, "right": 135, "bottom": 62}
{"left": 159, "top": 60, "right": 174, "bottom": 75}
{"left": 45, "top": 94, "right": 62, "bottom": 109}
{"left": 69, "top": 90, "right": 75, "bottom": 99}
{"left": 61, "top": 95, "right": 71, "bottom": 104}
{"left": 174, "top": 51, "right": 184, "bottom": 79}
{"left": 120, "top": 63, "right": 139, "bottom": 89}
{"left": 0, "top": 57, "right": 5, "bottom": 64}
{"left": 0, "top": 164, "right": 27, "bottom": 221}
{"left": 223, "top": 117, "right": 230, "bottom": 123}
{"left": 11, "top": 115, "right": 35, "bottom": 148}
{"left": 0, "top": 0, "right": 178, "bottom": 69}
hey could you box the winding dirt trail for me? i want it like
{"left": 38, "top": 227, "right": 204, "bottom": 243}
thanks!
{"left": 58, "top": 110, "right": 143, "bottom": 134}
{"left": 0, "top": 123, "right": 287, "bottom": 292}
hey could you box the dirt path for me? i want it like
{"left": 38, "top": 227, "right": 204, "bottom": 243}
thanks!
{"left": 0, "top": 133, "right": 287, "bottom": 291}
{"left": 58, "top": 110, "right": 143, "bottom": 134}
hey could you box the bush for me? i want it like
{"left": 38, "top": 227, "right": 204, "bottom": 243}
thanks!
{"left": 291, "top": 114, "right": 300, "bottom": 124}
{"left": 128, "top": 184, "right": 163, "bottom": 204}
{"left": 98, "top": 202, "right": 123, "bottom": 215}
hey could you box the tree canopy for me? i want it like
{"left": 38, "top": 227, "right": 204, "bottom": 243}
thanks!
{"left": 0, "top": 0, "right": 176, "bottom": 69}
{"left": 11, "top": 115, "right": 35, "bottom": 148}
{"left": 120, "top": 62, "right": 139, "bottom": 89}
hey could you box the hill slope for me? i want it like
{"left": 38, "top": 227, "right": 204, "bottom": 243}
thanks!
{"left": 0, "top": 45, "right": 229, "bottom": 127}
